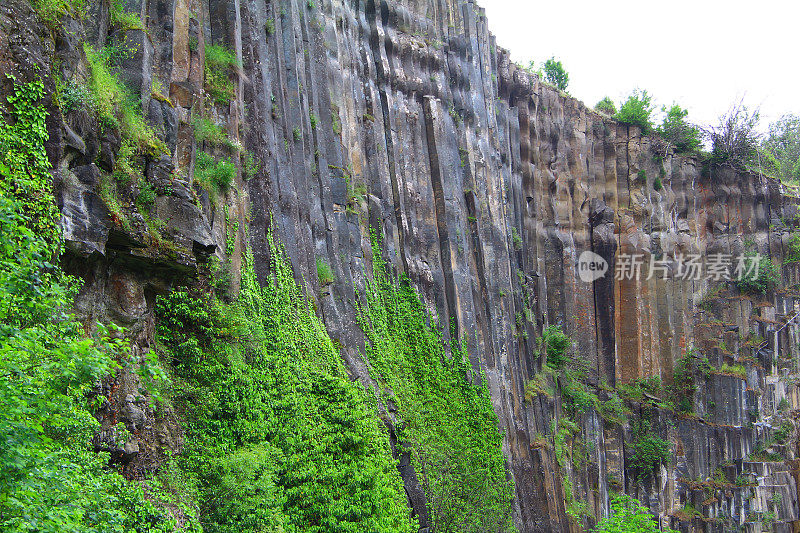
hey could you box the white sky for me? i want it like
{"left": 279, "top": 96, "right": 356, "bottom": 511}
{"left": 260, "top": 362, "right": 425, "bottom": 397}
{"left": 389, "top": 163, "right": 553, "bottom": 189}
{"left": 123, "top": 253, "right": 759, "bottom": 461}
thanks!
{"left": 482, "top": 0, "right": 800, "bottom": 130}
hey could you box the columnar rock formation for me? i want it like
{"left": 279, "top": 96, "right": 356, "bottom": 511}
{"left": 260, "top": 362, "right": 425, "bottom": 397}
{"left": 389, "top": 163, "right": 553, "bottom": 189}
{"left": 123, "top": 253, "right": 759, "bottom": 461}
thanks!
{"left": 2, "top": 0, "right": 800, "bottom": 530}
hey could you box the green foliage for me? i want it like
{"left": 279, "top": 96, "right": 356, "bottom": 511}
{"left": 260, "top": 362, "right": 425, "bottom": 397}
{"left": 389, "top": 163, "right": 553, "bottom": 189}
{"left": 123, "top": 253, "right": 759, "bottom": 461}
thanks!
{"left": 762, "top": 114, "right": 800, "bottom": 182}
{"left": 192, "top": 116, "right": 241, "bottom": 151}
{"left": 718, "top": 363, "right": 746, "bottom": 378}
{"left": 636, "top": 169, "right": 647, "bottom": 184}
{"left": 109, "top": 0, "right": 142, "bottom": 30}
{"left": 309, "top": 112, "right": 318, "bottom": 130}
{"left": 541, "top": 324, "right": 572, "bottom": 369}
{"left": 293, "top": 126, "right": 302, "bottom": 141}
{"left": 629, "top": 420, "right": 670, "bottom": 480}
{"left": 0, "top": 76, "right": 59, "bottom": 243}
{"left": 84, "top": 45, "right": 167, "bottom": 182}
{"left": 357, "top": 232, "right": 516, "bottom": 532}
{"left": 204, "top": 44, "right": 239, "bottom": 104}
{"left": 561, "top": 375, "right": 595, "bottom": 415}
{"left": 786, "top": 233, "right": 800, "bottom": 264}
{"left": 617, "top": 376, "right": 663, "bottom": 402}
{"left": 316, "top": 257, "right": 334, "bottom": 285}
{"left": 594, "top": 493, "right": 677, "bottom": 533}
{"left": 511, "top": 226, "right": 523, "bottom": 250}
{"left": 594, "top": 97, "right": 617, "bottom": 116}
{"left": 597, "top": 393, "right": 630, "bottom": 426}
{"left": 57, "top": 79, "right": 92, "bottom": 114}
{"left": 706, "top": 102, "right": 761, "bottom": 170}
{"left": 653, "top": 176, "right": 662, "bottom": 191}
{"left": 195, "top": 151, "right": 235, "bottom": 193}
{"left": 542, "top": 57, "right": 569, "bottom": 91}
{"left": 30, "top": 0, "right": 86, "bottom": 28}
{"left": 0, "top": 79, "right": 199, "bottom": 532}
{"left": 265, "top": 18, "right": 276, "bottom": 36}
{"left": 735, "top": 252, "right": 779, "bottom": 295}
{"left": 615, "top": 90, "right": 655, "bottom": 134}
{"left": 156, "top": 237, "right": 415, "bottom": 532}
{"left": 657, "top": 103, "right": 701, "bottom": 153}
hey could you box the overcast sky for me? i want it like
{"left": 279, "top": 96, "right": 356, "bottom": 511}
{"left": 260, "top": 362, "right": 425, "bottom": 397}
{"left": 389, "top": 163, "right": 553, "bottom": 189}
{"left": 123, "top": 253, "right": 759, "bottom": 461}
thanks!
{"left": 482, "top": 0, "right": 799, "bottom": 131}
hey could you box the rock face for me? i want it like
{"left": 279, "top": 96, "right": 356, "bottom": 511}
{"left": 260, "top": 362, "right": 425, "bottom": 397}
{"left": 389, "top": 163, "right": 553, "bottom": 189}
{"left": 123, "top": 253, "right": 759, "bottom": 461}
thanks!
{"left": 3, "top": 0, "right": 800, "bottom": 530}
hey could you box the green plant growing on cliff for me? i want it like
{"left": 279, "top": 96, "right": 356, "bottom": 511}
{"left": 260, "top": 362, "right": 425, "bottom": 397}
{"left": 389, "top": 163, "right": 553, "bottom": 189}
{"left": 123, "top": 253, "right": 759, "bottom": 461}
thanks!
{"left": 204, "top": 43, "right": 239, "bottom": 104}
{"left": 540, "top": 324, "right": 572, "bottom": 369}
{"left": 629, "top": 419, "right": 671, "bottom": 480}
{"left": 704, "top": 101, "right": 762, "bottom": 171}
{"left": 636, "top": 169, "right": 647, "bottom": 185}
{"left": 316, "top": 257, "right": 335, "bottom": 285}
{"left": 30, "top": 0, "right": 86, "bottom": 28}
{"left": 615, "top": 90, "right": 655, "bottom": 134}
{"left": 594, "top": 97, "right": 617, "bottom": 116}
{"left": 84, "top": 45, "right": 166, "bottom": 183}
{"left": 511, "top": 226, "right": 523, "bottom": 250}
{"left": 761, "top": 114, "right": 800, "bottom": 182}
{"left": 0, "top": 77, "right": 200, "bottom": 532}
{"left": 195, "top": 151, "right": 235, "bottom": 193}
{"left": 543, "top": 57, "right": 569, "bottom": 92}
{"left": 657, "top": 103, "right": 701, "bottom": 154}
{"left": 192, "top": 116, "right": 241, "bottom": 151}
{"left": 156, "top": 236, "right": 416, "bottom": 532}
{"left": 593, "top": 493, "right": 678, "bottom": 533}
{"left": 265, "top": 18, "right": 276, "bottom": 36}
{"left": 109, "top": 0, "right": 143, "bottom": 31}
{"left": 735, "top": 252, "right": 779, "bottom": 295}
{"left": 653, "top": 176, "right": 663, "bottom": 191}
{"left": 357, "top": 231, "right": 515, "bottom": 532}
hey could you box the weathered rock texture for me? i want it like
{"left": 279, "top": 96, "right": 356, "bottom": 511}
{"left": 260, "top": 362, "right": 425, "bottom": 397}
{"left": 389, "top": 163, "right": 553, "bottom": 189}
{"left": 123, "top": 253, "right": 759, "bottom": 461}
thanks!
{"left": 3, "top": 0, "right": 800, "bottom": 530}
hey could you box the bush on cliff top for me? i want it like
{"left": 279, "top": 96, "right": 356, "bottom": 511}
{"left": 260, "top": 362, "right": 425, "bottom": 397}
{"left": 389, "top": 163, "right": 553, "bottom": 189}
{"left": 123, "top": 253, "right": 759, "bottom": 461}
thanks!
{"left": 615, "top": 90, "right": 655, "bottom": 134}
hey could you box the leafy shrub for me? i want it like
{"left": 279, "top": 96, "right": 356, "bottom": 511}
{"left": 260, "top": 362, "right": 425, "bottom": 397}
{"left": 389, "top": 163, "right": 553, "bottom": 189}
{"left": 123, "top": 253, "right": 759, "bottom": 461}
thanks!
{"left": 511, "top": 226, "right": 523, "bottom": 250}
{"left": 636, "top": 169, "right": 647, "bottom": 184}
{"left": 541, "top": 324, "right": 572, "bottom": 369}
{"left": 653, "top": 176, "right": 663, "bottom": 191}
{"left": 594, "top": 97, "right": 617, "bottom": 116}
{"left": 597, "top": 393, "right": 630, "bottom": 425}
{"left": 629, "top": 420, "right": 671, "bottom": 480}
{"left": 762, "top": 114, "right": 800, "bottom": 182}
{"left": 657, "top": 103, "right": 701, "bottom": 153}
{"left": 316, "top": 257, "right": 334, "bottom": 285}
{"left": 735, "top": 252, "right": 779, "bottom": 295}
{"left": 704, "top": 101, "right": 761, "bottom": 170}
{"left": 58, "top": 79, "right": 92, "bottom": 113}
{"left": 561, "top": 377, "right": 595, "bottom": 415}
{"left": 615, "top": 90, "right": 655, "bottom": 134}
{"left": 543, "top": 57, "right": 569, "bottom": 91}
{"left": 594, "top": 493, "right": 678, "bottom": 533}
{"left": 195, "top": 151, "right": 235, "bottom": 193}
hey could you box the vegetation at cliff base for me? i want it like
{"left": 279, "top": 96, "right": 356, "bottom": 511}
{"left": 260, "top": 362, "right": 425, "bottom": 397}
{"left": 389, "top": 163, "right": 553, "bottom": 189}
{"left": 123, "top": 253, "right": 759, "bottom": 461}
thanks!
{"left": 357, "top": 233, "right": 516, "bottom": 532}
{"left": 0, "top": 77, "right": 201, "bottom": 533}
{"left": 156, "top": 237, "right": 415, "bottom": 532}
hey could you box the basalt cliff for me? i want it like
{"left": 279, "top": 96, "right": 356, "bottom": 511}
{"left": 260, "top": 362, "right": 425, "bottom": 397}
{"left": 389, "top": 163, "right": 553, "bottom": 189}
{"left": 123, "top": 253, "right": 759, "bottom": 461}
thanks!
{"left": 2, "top": 0, "right": 800, "bottom": 531}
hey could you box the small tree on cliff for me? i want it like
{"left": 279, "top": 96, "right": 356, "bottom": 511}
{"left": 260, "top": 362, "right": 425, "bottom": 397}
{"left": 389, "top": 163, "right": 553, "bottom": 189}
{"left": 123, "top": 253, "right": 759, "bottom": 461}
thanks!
{"left": 657, "top": 103, "right": 701, "bottom": 153}
{"left": 762, "top": 114, "right": 800, "bottom": 182}
{"left": 594, "top": 97, "right": 617, "bottom": 116}
{"left": 615, "top": 90, "right": 655, "bottom": 134}
{"left": 543, "top": 57, "right": 569, "bottom": 91}
{"left": 703, "top": 101, "right": 761, "bottom": 170}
